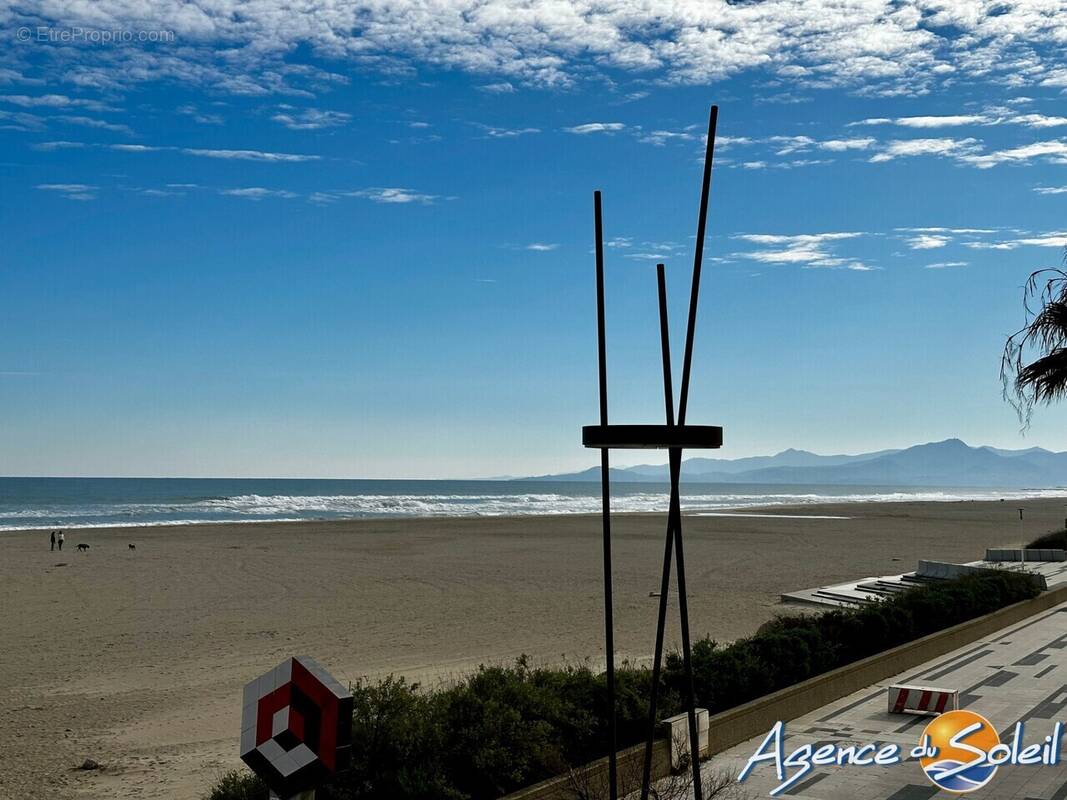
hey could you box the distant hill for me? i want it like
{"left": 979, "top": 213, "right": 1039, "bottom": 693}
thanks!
{"left": 623, "top": 447, "right": 901, "bottom": 479}
{"left": 518, "top": 439, "right": 1067, "bottom": 488}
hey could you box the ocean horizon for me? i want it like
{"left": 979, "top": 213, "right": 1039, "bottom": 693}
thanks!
{"left": 2, "top": 476, "right": 1066, "bottom": 532}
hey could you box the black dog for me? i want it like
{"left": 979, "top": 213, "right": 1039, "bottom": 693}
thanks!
{"left": 128, "top": 543, "right": 136, "bottom": 550}
{"left": 76, "top": 543, "right": 90, "bottom": 552}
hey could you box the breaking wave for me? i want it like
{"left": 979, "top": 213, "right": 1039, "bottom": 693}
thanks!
{"left": 3, "top": 482, "right": 1067, "bottom": 531}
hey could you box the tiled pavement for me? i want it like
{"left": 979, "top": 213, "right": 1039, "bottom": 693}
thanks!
{"left": 702, "top": 602, "right": 1067, "bottom": 800}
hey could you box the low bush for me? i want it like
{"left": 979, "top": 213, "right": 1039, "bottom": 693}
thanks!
{"left": 206, "top": 771, "right": 267, "bottom": 800}
{"left": 670, "top": 570, "right": 1039, "bottom": 715}
{"left": 209, "top": 570, "right": 1039, "bottom": 800}
{"left": 1027, "top": 529, "right": 1067, "bottom": 549}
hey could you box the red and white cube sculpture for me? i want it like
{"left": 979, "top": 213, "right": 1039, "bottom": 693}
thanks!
{"left": 241, "top": 656, "right": 353, "bottom": 799}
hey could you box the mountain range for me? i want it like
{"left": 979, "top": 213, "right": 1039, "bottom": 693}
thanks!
{"left": 518, "top": 439, "right": 1067, "bottom": 488}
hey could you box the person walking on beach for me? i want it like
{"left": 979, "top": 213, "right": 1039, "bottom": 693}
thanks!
{"left": 50, "top": 530, "right": 55, "bottom": 551}
{"left": 57, "top": 531, "right": 64, "bottom": 551}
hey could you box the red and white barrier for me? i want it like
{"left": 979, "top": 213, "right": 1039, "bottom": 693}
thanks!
{"left": 887, "top": 684, "right": 959, "bottom": 715}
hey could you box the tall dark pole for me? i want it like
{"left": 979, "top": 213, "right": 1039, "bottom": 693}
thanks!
{"left": 678, "top": 104, "right": 718, "bottom": 427}
{"left": 641, "top": 266, "right": 678, "bottom": 798}
{"left": 640, "top": 105, "right": 718, "bottom": 800}
{"left": 670, "top": 464, "right": 701, "bottom": 797}
{"left": 589, "top": 106, "right": 719, "bottom": 800}
{"left": 656, "top": 265, "right": 675, "bottom": 427}
{"left": 673, "top": 102, "right": 718, "bottom": 800}
{"left": 672, "top": 103, "right": 718, "bottom": 800}
{"left": 593, "top": 190, "right": 618, "bottom": 800}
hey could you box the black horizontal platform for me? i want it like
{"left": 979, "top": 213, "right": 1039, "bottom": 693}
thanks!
{"left": 582, "top": 424, "right": 723, "bottom": 450}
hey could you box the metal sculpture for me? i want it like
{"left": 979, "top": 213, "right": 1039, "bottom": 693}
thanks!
{"left": 241, "top": 655, "right": 353, "bottom": 800}
{"left": 582, "top": 104, "right": 721, "bottom": 800}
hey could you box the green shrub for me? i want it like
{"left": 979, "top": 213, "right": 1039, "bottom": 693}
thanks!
{"left": 1027, "top": 529, "right": 1067, "bottom": 549}
{"left": 208, "top": 570, "right": 1040, "bottom": 800}
{"left": 341, "top": 675, "right": 455, "bottom": 799}
{"left": 206, "top": 771, "right": 267, "bottom": 800}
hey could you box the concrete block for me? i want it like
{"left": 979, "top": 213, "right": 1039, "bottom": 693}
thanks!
{"left": 660, "top": 708, "right": 709, "bottom": 770}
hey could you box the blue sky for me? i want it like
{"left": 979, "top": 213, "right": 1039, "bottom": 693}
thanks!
{"left": 3, "top": 2, "right": 1067, "bottom": 478}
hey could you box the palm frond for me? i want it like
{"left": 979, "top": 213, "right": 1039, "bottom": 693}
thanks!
{"left": 1017, "top": 348, "right": 1067, "bottom": 404}
{"left": 1001, "top": 260, "right": 1067, "bottom": 428}
{"left": 1024, "top": 300, "right": 1067, "bottom": 351}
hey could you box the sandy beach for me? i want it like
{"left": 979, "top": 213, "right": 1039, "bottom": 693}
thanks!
{"left": 1, "top": 497, "right": 1063, "bottom": 799}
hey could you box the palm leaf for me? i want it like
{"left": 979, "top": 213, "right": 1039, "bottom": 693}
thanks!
{"left": 1002, "top": 262, "right": 1067, "bottom": 428}
{"left": 1017, "top": 348, "right": 1067, "bottom": 405}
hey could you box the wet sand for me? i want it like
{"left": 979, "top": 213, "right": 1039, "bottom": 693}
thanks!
{"left": 1, "top": 497, "right": 1062, "bottom": 799}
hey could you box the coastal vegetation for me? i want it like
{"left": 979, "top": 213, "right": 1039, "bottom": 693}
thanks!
{"left": 1027, "top": 529, "right": 1067, "bottom": 549}
{"left": 209, "top": 570, "right": 1039, "bottom": 800}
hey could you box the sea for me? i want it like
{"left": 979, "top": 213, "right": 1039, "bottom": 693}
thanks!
{"left": 2, "top": 477, "right": 1066, "bottom": 531}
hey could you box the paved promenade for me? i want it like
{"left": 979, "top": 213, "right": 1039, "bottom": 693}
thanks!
{"left": 708, "top": 601, "right": 1067, "bottom": 800}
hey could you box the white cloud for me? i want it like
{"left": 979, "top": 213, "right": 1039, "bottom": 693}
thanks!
{"left": 1009, "top": 113, "right": 1067, "bottom": 129}
{"left": 723, "top": 134, "right": 872, "bottom": 162}
{"left": 906, "top": 234, "right": 950, "bottom": 249}
{"left": 621, "top": 240, "right": 686, "bottom": 262}
{"left": 177, "top": 104, "right": 223, "bottom": 125}
{"left": 733, "top": 232, "right": 867, "bottom": 269}
{"left": 272, "top": 107, "right": 351, "bottom": 130}
{"left": 964, "top": 232, "right": 1067, "bottom": 250}
{"left": 220, "top": 187, "right": 298, "bottom": 199}
{"left": 896, "top": 226, "right": 997, "bottom": 234}
{"left": 888, "top": 115, "right": 987, "bottom": 128}
{"left": 739, "top": 158, "right": 832, "bottom": 170}
{"left": 959, "top": 141, "right": 1067, "bottom": 169}
{"left": 624, "top": 252, "right": 675, "bottom": 261}
{"left": 478, "top": 82, "right": 515, "bottom": 93}
{"left": 181, "top": 148, "right": 320, "bottom": 162}
{"left": 818, "top": 137, "right": 876, "bottom": 151}
{"left": 1035, "top": 186, "right": 1067, "bottom": 195}
{"left": 36, "top": 183, "right": 96, "bottom": 200}
{"left": 135, "top": 187, "right": 186, "bottom": 197}
{"left": 768, "top": 135, "right": 814, "bottom": 155}
{"left": 0, "top": 68, "right": 39, "bottom": 84}
{"left": 477, "top": 124, "right": 539, "bottom": 138}
{"left": 895, "top": 227, "right": 998, "bottom": 249}
{"left": 57, "top": 114, "right": 132, "bottom": 134}
{"left": 0, "top": 93, "right": 110, "bottom": 112}
{"left": 924, "top": 261, "right": 968, "bottom": 269}
{"left": 717, "top": 136, "right": 753, "bottom": 149}
{"left": 737, "top": 233, "right": 862, "bottom": 246}
{"left": 564, "top": 123, "right": 625, "bottom": 135}
{"left": 869, "top": 137, "right": 981, "bottom": 162}
{"left": 639, "top": 129, "right": 696, "bottom": 146}
{"left": 31, "top": 140, "right": 84, "bottom": 150}
{"left": 9, "top": 1, "right": 1067, "bottom": 96}
{"left": 1041, "top": 69, "right": 1067, "bottom": 88}
{"left": 0, "top": 109, "right": 47, "bottom": 130}
{"left": 853, "top": 111, "right": 1067, "bottom": 131}
{"left": 757, "top": 92, "right": 812, "bottom": 105}
{"left": 32, "top": 140, "right": 322, "bottom": 165}
{"left": 350, "top": 187, "right": 438, "bottom": 204}
{"left": 1012, "top": 235, "right": 1067, "bottom": 247}
{"left": 526, "top": 243, "right": 558, "bottom": 251}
